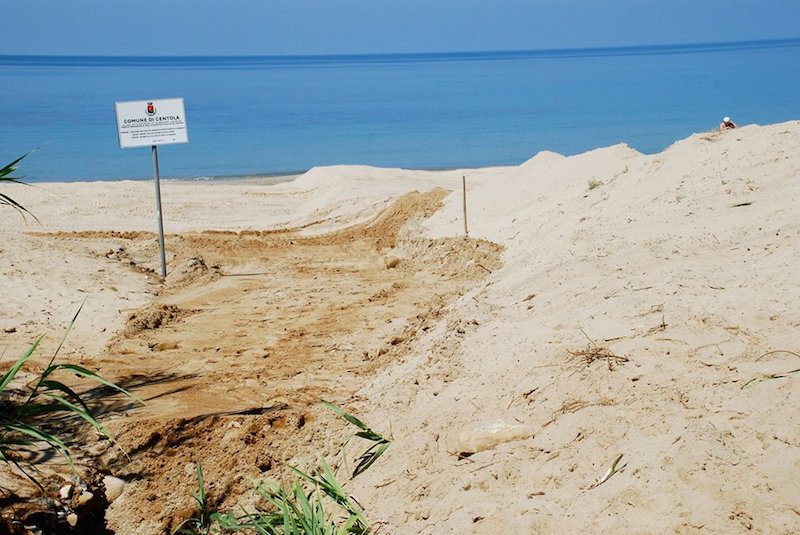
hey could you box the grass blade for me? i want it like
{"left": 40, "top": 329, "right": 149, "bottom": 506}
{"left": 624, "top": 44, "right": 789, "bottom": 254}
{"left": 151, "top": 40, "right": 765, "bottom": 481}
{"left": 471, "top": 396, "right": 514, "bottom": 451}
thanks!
{"left": 322, "top": 399, "right": 391, "bottom": 480}
{"left": 36, "top": 379, "right": 91, "bottom": 413}
{"left": 27, "top": 302, "right": 85, "bottom": 403}
{"left": 0, "top": 150, "right": 40, "bottom": 222}
{"left": 42, "top": 363, "right": 142, "bottom": 403}
{"left": 0, "top": 151, "right": 34, "bottom": 179}
{"left": 321, "top": 400, "right": 370, "bottom": 432}
{"left": 0, "top": 335, "right": 44, "bottom": 394}
{"left": 40, "top": 392, "right": 112, "bottom": 438}
{"left": 353, "top": 441, "right": 391, "bottom": 478}
{"left": 3, "top": 420, "right": 73, "bottom": 465}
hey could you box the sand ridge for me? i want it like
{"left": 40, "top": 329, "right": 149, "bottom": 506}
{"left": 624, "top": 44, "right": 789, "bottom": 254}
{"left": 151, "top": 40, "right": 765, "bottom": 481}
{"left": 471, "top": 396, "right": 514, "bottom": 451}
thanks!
{"left": 348, "top": 122, "right": 800, "bottom": 533}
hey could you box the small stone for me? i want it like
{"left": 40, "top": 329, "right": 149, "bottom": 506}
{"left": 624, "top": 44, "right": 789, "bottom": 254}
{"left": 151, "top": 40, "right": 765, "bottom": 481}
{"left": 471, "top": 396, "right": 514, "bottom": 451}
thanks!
{"left": 77, "top": 491, "right": 94, "bottom": 506}
{"left": 103, "top": 475, "right": 126, "bottom": 503}
{"left": 383, "top": 256, "right": 401, "bottom": 269}
{"left": 3, "top": 327, "right": 16, "bottom": 333}
{"left": 59, "top": 484, "right": 73, "bottom": 500}
{"left": 66, "top": 513, "right": 78, "bottom": 527}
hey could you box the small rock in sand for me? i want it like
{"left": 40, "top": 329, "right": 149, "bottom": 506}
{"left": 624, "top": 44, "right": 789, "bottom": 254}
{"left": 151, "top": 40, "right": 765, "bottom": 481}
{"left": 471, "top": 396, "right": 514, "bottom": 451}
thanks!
{"left": 384, "top": 256, "right": 401, "bottom": 269}
{"left": 103, "top": 475, "right": 126, "bottom": 503}
{"left": 59, "top": 484, "right": 73, "bottom": 500}
{"left": 77, "top": 491, "right": 94, "bottom": 506}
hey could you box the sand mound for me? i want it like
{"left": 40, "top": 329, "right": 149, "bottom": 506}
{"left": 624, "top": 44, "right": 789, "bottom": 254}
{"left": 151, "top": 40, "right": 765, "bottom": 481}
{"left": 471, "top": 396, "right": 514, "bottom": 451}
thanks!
{"left": 346, "top": 120, "right": 800, "bottom": 533}
{"left": 123, "top": 304, "right": 191, "bottom": 335}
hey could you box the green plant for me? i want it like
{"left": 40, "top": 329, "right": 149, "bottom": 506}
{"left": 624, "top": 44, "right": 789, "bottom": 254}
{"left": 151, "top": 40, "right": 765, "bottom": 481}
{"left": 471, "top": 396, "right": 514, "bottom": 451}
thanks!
{"left": 254, "top": 479, "right": 347, "bottom": 534}
{"left": 0, "top": 305, "right": 139, "bottom": 479}
{"left": 1, "top": 152, "right": 38, "bottom": 222}
{"left": 177, "top": 401, "right": 391, "bottom": 534}
{"left": 321, "top": 401, "right": 391, "bottom": 478}
{"left": 230, "top": 458, "right": 369, "bottom": 534}
{"left": 210, "top": 459, "right": 370, "bottom": 535}
{"left": 587, "top": 179, "right": 602, "bottom": 191}
{"left": 172, "top": 462, "right": 219, "bottom": 535}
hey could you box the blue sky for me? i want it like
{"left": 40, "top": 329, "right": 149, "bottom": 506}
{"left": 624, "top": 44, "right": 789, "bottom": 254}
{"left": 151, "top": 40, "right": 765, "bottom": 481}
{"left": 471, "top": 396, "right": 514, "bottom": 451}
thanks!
{"left": 5, "top": 0, "right": 800, "bottom": 56}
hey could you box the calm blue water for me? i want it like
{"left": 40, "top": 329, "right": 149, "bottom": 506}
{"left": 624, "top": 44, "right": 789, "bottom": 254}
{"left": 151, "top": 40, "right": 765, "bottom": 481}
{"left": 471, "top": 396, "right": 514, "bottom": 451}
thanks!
{"left": 1, "top": 39, "right": 799, "bottom": 182}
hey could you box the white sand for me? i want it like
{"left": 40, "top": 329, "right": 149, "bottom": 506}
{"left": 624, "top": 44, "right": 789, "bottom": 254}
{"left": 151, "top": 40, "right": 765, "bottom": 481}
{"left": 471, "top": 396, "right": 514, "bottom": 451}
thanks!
{"left": 2, "top": 120, "right": 799, "bottom": 533}
{"left": 350, "top": 122, "right": 800, "bottom": 533}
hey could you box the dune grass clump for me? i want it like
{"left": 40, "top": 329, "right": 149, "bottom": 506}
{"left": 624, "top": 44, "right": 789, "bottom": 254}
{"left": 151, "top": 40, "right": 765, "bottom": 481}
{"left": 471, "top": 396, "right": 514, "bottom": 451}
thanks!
{"left": 0, "top": 306, "right": 139, "bottom": 483}
{"left": 174, "top": 401, "right": 392, "bottom": 534}
{"left": 176, "top": 459, "right": 372, "bottom": 535}
{"left": 0, "top": 152, "right": 37, "bottom": 222}
{"left": 586, "top": 179, "right": 603, "bottom": 191}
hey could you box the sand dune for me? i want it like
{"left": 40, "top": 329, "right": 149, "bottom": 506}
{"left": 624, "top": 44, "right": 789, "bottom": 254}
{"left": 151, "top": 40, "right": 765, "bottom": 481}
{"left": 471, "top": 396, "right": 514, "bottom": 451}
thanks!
{"left": 1, "top": 120, "right": 799, "bottom": 533}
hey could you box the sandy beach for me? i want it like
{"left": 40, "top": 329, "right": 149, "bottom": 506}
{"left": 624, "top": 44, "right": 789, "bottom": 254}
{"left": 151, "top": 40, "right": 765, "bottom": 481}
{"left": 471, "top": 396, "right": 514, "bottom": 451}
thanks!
{"left": 2, "top": 120, "right": 799, "bottom": 533}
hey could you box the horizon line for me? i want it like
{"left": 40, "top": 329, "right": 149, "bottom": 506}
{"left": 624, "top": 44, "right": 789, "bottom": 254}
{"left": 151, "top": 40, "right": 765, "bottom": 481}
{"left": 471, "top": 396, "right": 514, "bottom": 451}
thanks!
{"left": 2, "top": 36, "right": 799, "bottom": 62}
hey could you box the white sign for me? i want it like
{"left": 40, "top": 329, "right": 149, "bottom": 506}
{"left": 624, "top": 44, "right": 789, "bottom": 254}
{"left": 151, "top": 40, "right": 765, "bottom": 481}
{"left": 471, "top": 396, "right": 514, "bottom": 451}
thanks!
{"left": 115, "top": 98, "right": 189, "bottom": 149}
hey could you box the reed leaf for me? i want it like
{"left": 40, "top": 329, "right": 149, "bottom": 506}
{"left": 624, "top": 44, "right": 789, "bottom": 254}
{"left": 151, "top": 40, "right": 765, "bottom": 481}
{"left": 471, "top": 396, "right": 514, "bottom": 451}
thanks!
{"left": 322, "top": 400, "right": 391, "bottom": 479}
{"left": 321, "top": 400, "right": 370, "bottom": 431}
{"left": 32, "top": 379, "right": 91, "bottom": 413}
{"left": 177, "top": 401, "right": 390, "bottom": 533}
{"left": 1, "top": 151, "right": 39, "bottom": 222}
{"left": 1, "top": 420, "right": 72, "bottom": 466}
{"left": 42, "top": 363, "right": 141, "bottom": 403}
{"left": 1, "top": 309, "right": 141, "bottom": 474}
{"left": 25, "top": 301, "right": 84, "bottom": 404}
{"left": 40, "top": 392, "right": 112, "bottom": 438}
{"left": 0, "top": 335, "right": 43, "bottom": 394}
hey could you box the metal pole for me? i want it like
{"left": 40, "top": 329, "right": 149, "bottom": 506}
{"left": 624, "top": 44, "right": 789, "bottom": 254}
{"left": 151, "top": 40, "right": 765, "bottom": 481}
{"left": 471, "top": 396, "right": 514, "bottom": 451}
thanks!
{"left": 151, "top": 145, "right": 167, "bottom": 278}
{"left": 462, "top": 175, "right": 469, "bottom": 237}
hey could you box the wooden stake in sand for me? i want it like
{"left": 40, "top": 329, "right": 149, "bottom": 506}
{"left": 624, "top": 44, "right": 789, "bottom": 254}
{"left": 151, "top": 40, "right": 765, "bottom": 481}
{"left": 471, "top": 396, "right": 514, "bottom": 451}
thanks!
{"left": 462, "top": 175, "right": 469, "bottom": 237}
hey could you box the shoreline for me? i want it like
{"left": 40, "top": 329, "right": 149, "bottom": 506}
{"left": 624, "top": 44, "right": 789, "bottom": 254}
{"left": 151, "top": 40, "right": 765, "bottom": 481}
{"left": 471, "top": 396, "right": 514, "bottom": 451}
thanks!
{"left": 22, "top": 161, "right": 525, "bottom": 185}
{"left": 25, "top": 172, "right": 304, "bottom": 185}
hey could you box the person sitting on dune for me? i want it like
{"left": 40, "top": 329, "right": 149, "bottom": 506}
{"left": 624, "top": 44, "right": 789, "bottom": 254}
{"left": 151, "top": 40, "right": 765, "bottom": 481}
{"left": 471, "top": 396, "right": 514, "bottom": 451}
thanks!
{"left": 720, "top": 116, "right": 737, "bottom": 130}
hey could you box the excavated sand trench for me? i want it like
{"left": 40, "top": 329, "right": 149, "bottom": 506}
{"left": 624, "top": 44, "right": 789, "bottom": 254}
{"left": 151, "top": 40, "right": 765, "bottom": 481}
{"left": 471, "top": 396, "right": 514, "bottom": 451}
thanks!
{"left": 2, "top": 188, "right": 502, "bottom": 533}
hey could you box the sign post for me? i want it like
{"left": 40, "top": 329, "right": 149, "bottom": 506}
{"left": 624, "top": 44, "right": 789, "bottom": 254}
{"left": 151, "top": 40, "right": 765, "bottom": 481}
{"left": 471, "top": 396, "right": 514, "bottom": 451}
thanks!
{"left": 151, "top": 145, "right": 167, "bottom": 277}
{"left": 115, "top": 98, "right": 189, "bottom": 278}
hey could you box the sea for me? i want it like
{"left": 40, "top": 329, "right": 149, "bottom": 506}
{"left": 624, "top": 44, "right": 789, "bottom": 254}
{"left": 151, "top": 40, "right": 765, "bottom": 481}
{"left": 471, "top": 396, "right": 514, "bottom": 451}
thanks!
{"left": 1, "top": 39, "right": 798, "bottom": 182}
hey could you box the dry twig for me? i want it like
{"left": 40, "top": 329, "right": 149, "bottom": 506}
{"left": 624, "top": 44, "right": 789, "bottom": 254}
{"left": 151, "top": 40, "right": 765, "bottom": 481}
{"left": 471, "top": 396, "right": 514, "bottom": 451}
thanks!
{"left": 588, "top": 454, "right": 626, "bottom": 490}
{"left": 754, "top": 350, "right": 800, "bottom": 362}
{"left": 741, "top": 350, "right": 800, "bottom": 388}
{"left": 568, "top": 330, "right": 629, "bottom": 370}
